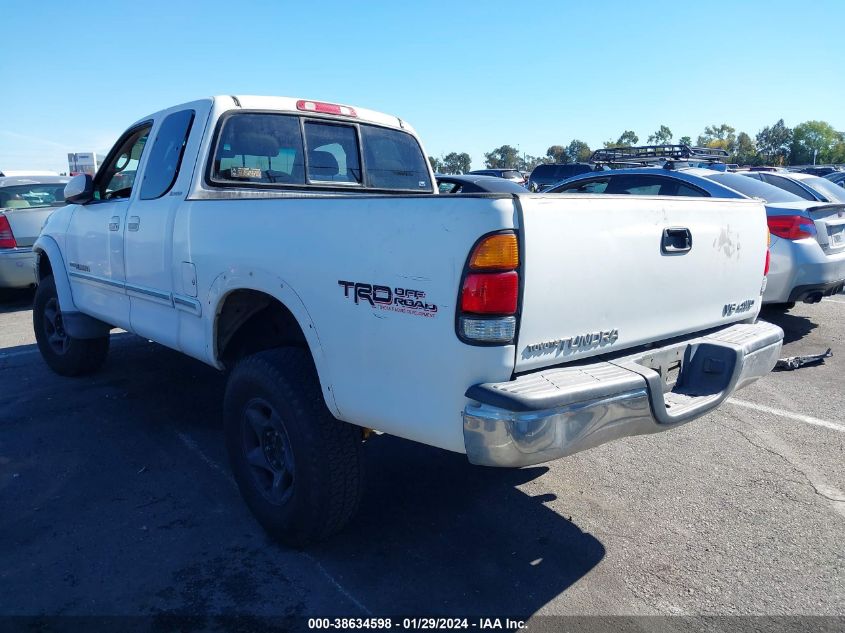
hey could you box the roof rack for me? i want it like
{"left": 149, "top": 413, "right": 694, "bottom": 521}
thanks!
{"left": 589, "top": 144, "right": 729, "bottom": 166}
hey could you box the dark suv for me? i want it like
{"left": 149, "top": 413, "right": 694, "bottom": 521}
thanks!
{"left": 528, "top": 163, "right": 593, "bottom": 192}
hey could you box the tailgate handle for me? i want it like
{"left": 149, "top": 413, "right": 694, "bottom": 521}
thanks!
{"left": 662, "top": 227, "right": 692, "bottom": 254}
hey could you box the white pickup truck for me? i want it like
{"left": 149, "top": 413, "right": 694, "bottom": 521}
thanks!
{"left": 33, "top": 96, "right": 783, "bottom": 545}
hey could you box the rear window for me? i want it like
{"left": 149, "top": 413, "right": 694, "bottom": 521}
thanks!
{"left": 531, "top": 164, "right": 592, "bottom": 182}
{"left": 209, "top": 112, "right": 431, "bottom": 192}
{"left": 530, "top": 165, "right": 556, "bottom": 179}
{"left": 502, "top": 170, "right": 522, "bottom": 179}
{"left": 360, "top": 125, "right": 431, "bottom": 191}
{"left": 552, "top": 178, "right": 610, "bottom": 194}
{"left": 707, "top": 172, "right": 802, "bottom": 203}
{"left": 802, "top": 176, "right": 845, "bottom": 203}
{"left": 0, "top": 183, "right": 67, "bottom": 209}
{"left": 305, "top": 121, "right": 361, "bottom": 184}
{"left": 762, "top": 174, "right": 815, "bottom": 201}
{"left": 213, "top": 113, "right": 306, "bottom": 185}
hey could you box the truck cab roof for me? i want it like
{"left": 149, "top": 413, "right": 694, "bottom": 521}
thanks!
{"left": 129, "top": 96, "right": 415, "bottom": 136}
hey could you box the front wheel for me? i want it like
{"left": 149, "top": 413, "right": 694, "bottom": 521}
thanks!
{"left": 32, "top": 275, "right": 110, "bottom": 376}
{"left": 224, "top": 348, "right": 364, "bottom": 546}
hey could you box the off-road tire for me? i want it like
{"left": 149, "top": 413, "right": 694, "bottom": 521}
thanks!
{"left": 32, "top": 275, "right": 110, "bottom": 376}
{"left": 224, "top": 347, "right": 364, "bottom": 546}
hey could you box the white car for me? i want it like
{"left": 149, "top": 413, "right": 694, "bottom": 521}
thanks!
{"left": 0, "top": 175, "right": 68, "bottom": 288}
{"left": 33, "top": 96, "right": 782, "bottom": 544}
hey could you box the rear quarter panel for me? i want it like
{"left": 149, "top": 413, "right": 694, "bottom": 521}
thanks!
{"left": 180, "top": 194, "right": 519, "bottom": 453}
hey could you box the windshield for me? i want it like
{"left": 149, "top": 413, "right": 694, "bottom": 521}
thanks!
{"left": 0, "top": 183, "right": 67, "bottom": 209}
{"left": 803, "top": 176, "right": 845, "bottom": 203}
{"left": 706, "top": 172, "right": 803, "bottom": 203}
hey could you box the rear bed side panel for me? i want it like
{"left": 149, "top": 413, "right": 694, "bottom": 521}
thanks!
{"left": 514, "top": 194, "right": 768, "bottom": 373}
{"left": 181, "top": 194, "right": 519, "bottom": 454}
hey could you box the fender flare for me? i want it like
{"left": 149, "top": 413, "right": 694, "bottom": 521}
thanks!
{"left": 32, "top": 235, "right": 77, "bottom": 311}
{"left": 206, "top": 269, "right": 341, "bottom": 419}
{"left": 32, "top": 235, "right": 110, "bottom": 339}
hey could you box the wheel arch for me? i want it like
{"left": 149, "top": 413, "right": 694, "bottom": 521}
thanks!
{"left": 32, "top": 235, "right": 77, "bottom": 312}
{"left": 208, "top": 272, "right": 340, "bottom": 418}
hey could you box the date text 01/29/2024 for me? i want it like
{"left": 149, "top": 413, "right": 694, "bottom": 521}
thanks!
{"left": 307, "top": 617, "right": 527, "bottom": 630}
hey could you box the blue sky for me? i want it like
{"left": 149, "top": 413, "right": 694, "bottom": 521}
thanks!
{"left": 2, "top": 0, "right": 843, "bottom": 173}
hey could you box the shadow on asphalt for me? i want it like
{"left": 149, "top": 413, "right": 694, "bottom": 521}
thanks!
{"left": 1, "top": 336, "right": 604, "bottom": 619}
{"left": 317, "top": 436, "right": 605, "bottom": 617}
{"left": 759, "top": 306, "right": 818, "bottom": 345}
{"left": 0, "top": 287, "right": 34, "bottom": 314}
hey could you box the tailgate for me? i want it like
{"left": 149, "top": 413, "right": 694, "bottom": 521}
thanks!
{"left": 807, "top": 204, "right": 845, "bottom": 253}
{"left": 515, "top": 194, "right": 768, "bottom": 372}
{"left": 1, "top": 206, "right": 55, "bottom": 247}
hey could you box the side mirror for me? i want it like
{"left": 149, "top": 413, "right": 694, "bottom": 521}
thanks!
{"left": 64, "top": 174, "right": 95, "bottom": 204}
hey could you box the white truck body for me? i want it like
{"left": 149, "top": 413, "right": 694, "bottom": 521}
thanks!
{"left": 31, "top": 96, "right": 783, "bottom": 541}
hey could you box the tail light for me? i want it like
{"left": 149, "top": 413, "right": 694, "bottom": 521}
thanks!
{"left": 461, "top": 272, "right": 519, "bottom": 313}
{"left": 458, "top": 232, "right": 519, "bottom": 344}
{"left": 767, "top": 215, "right": 816, "bottom": 240}
{"left": 0, "top": 215, "right": 17, "bottom": 248}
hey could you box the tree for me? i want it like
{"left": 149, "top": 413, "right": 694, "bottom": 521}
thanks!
{"left": 441, "top": 152, "right": 472, "bottom": 174}
{"left": 755, "top": 119, "right": 792, "bottom": 165}
{"left": 678, "top": 136, "right": 692, "bottom": 147}
{"left": 428, "top": 156, "right": 443, "bottom": 172}
{"left": 567, "top": 140, "right": 592, "bottom": 163}
{"left": 546, "top": 145, "right": 570, "bottom": 164}
{"left": 484, "top": 145, "right": 521, "bottom": 169}
{"left": 603, "top": 130, "right": 639, "bottom": 148}
{"left": 697, "top": 124, "right": 736, "bottom": 154}
{"left": 790, "top": 120, "right": 842, "bottom": 165}
{"left": 519, "top": 154, "right": 547, "bottom": 171}
{"left": 647, "top": 125, "right": 673, "bottom": 145}
{"left": 831, "top": 137, "right": 845, "bottom": 164}
{"left": 732, "top": 132, "right": 757, "bottom": 165}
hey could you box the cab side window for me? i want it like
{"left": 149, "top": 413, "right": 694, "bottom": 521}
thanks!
{"left": 141, "top": 110, "right": 195, "bottom": 200}
{"left": 96, "top": 125, "right": 152, "bottom": 201}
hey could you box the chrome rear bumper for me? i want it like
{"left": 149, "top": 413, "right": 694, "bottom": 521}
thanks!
{"left": 463, "top": 321, "right": 783, "bottom": 467}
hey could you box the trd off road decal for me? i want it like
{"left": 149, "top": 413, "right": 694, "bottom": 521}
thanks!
{"left": 338, "top": 281, "right": 438, "bottom": 318}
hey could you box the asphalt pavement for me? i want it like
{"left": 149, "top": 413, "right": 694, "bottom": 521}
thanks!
{"left": 1, "top": 288, "right": 843, "bottom": 629}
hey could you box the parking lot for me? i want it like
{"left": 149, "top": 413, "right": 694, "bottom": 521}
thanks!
{"left": 1, "top": 289, "right": 843, "bottom": 625}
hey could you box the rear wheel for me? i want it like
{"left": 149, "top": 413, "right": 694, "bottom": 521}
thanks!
{"left": 224, "top": 348, "right": 364, "bottom": 546}
{"left": 33, "top": 275, "right": 110, "bottom": 376}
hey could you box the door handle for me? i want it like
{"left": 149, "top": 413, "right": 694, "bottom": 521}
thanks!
{"left": 108, "top": 216, "right": 120, "bottom": 231}
{"left": 662, "top": 227, "right": 692, "bottom": 254}
{"left": 127, "top": 216, "right": 140, "bottom": 232}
